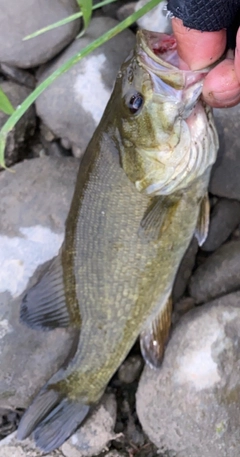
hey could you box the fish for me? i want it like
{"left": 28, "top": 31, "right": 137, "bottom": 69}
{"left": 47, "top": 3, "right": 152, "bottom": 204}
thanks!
{"left": 17, "top": 30, "right": 219, "bottom": 452}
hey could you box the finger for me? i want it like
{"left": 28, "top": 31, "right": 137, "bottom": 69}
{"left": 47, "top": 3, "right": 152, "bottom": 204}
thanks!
{"left": 172, "top": 18, "right": 226, "bottom": 70}
{"left": 202, "top": 56, "right": 240, "bottom": 107}
{"left": 234, "top": 27, "right": 240, "bottom": 83}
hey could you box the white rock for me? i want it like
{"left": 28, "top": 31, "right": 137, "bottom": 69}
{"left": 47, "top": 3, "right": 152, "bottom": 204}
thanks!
{"left": 135, "top": 0, "right": 172, "bottom": 33}
{"left": 36, "top": 17, "right": 135, "bottom": 158}
{"left": 136, "top": 292, "right": 240, "bottom": 457}
{"left": 0, "top": 157, "right": 78, "bottom": 408}
{"left": 62, "top": 394, "right": 117, "bottom": 456}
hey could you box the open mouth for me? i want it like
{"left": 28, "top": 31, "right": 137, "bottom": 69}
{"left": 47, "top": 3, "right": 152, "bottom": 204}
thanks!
{"left": 136, "top": 30, "right": 208, "bottom": 92}
{"left": 139, "top": 31, "right": 179, "bottom": 67}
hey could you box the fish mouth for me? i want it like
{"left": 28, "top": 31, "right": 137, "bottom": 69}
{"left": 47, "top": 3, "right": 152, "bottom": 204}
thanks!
{"left": 136, "top": 30, "right": 208, "bottom": 92}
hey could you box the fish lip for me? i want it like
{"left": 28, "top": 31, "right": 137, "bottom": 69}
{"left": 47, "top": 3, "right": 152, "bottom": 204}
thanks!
{"left": 136, "top": 30, "right": 208, "bottom": 90}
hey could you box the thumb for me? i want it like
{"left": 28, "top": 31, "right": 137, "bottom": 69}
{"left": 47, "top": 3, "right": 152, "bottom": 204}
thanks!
{"left": 172, "top": 18, "right": 226, "bottom": 70}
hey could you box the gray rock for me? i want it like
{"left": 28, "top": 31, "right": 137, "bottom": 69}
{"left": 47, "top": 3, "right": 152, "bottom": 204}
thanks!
{"left": 232, "top": 224, "right": 240, "bottom": 241}
{"left": 0, "top": 64, "right": 35, "bottom": 89}
{"left": 0, "top": 432, "right": 63, "bottom": 456}
{"left": 105, "top": 452, "right": 126, "bottom": 457}
{"left": 36, "top": 17, "right": 135, "bottom": 158}
{"left": 102, "top": 0, "right": 127, "bottom": 19}
{"left": 172, "top": 297, "right": 195, "bottom": 325}
{"left": 135, "top": 0, "right": 172, "bottom": 33}
{"left": 210, "top": 106, "right": 240, "bottom": 200}
{"left": 136, "top": 292, "right": 240, "bottom": 457}
{"left": 118, "top": 355, "right": 143, "bottom": 384}
{"left": 0, "top": 395, "right": 117, "bottom": 456}
{"left": 116, "top": 3, "right": 137, "bottom": 22}
{"left": 172, "top": 238, "right": 198, "bottom": 303}
{"left": 189, "top": 240, "right": 240, "bottom": 304}
{"left": 0, "top": 82, "right": 36, "bottom": 167}
{"left": 202, "top": 198, "right": 240, "bottom": 251}
{"left": 62, "top": 394, "right": 117, "bottom": 456}
{"left": 0, "top": 156, "right": 79, "bottom": 408}
{"left": 0, "top": 0, "right": 80, "bottom": 68}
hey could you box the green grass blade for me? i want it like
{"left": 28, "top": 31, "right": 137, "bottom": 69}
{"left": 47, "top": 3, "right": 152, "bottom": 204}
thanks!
{"left": 23, "top": 12, "right": 82, "bottom": 40}
{"left": 23, "top": 0, "right": 119, "bottom": 40}
{"left": 77, "top": 0, "right": 92, "bottom": 37}
{"left": 0, "top": 0, "right": 162, "bottom": 167}
{"left": 0, "top": 87, "right": 15, "bottom": 115}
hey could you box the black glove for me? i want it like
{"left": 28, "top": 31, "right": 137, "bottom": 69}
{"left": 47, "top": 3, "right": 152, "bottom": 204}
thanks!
{"left": 167, "top": 0, "right": 240, "bottom": 48}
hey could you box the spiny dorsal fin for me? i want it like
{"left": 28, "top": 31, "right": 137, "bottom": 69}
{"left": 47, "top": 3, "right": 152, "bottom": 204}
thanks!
{"left": 195, "top": 193, "right": 210, "bottom": 246}
{"left": 20, "top": 254, "right": 79, "bottom": 330}
{"left": 140, "top": 296, "right": 172, "bottom": 368}
{"left": 139, "top": 196, "right": 180, "bottom": 241}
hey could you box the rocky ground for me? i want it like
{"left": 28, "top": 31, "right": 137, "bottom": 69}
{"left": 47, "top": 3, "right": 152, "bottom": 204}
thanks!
{"left": 1, "top": 1, "right": 240, "bottom": 457}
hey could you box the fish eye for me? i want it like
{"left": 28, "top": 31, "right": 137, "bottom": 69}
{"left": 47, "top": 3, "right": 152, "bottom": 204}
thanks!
{"left": 126, "top": 92, "right": 144, "bottom": 115}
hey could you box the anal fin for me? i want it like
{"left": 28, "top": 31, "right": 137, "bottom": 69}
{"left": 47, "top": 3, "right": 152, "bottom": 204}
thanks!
{"left": 140, "top": 296, "right": 172, "bottom": 368}
{"left": 195, "top": 193, "right": 210, "bottom": 246}
{"left": 20, "top": 254, "right": 74, "bottom": 330}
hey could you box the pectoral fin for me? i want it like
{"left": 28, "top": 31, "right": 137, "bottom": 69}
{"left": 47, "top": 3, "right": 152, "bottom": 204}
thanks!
{"left": 195, "top": 193, "right": 210, "bottom": 246}
{"left": 139, "top": 197, "right": 179, "bottom": 241}
{"left": 140, "top": 296, "right": 172, "bottom": 368}
{"left": 20, "top": 254, "right": 80, "bottom": 330}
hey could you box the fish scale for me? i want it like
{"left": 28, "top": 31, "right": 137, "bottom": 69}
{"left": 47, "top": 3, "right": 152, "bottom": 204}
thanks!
{"left": 17, "top": 30, "right": 219, "bottom": 452}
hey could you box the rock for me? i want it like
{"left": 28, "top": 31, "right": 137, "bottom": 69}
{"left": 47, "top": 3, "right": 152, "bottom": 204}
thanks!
{"left": 136, "top": 292, "right": 240, "bottom": 457}
{"left": 232, "top": 224, "right": 240, "bottom": 241}
{"left": 116, "top": 3, "right": 137, "bottom": 22}
{"left": 0, "top": 432, "right": 63, "bottom": 456}
{"left": 0, "top": 408, "right": 23, "bottom": 440}
{"left": 62, "top": 394, "right": 117, "bottom": 456}
{"left": 202, "top": 198, "right": 240, "bottom": 251}
{"left": 36, "top": 17, "right": 135, "bottom": 158}
{"left": 0, "top": 82, "right": 36, "bottom": 167}
{"left": 102, "top": 0, "right": 127, "bottom": 19}
{"left": 172, "top": 238, "right": 198, "bottom": 303}
{"left": 135, "top": 0, "right": 172, "bottom": 33}
{"left": 0, "top": 156, "right": 79, "bottom": 409}
{"left": 39, "top": 123, "right": 55, "bottom": 142}
{"left": 0, "top": 64, "right": 35, "bottom": 89}
{"left": 105, "top": 452, "right": 125, "bottom": 457}
{"left": 0, "top": 0, "right": 80, "bottom": 68}
{"left": 172, "top": 297, "right": 195, "bottom": 325}
{"left": 118, "top": 355, "right": 143, "bottom": 384}
{"left": 210, "top": 106, "right": 240, "bottom": 200}
{"left": 189, "top": 240, "right": 240, "bottom": 304}
{"left": 0, "top": 395, "right": 117, "bottom": 456}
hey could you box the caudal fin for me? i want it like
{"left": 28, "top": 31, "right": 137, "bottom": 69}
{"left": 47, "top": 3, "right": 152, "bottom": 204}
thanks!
{"left": 17, "top": 384, "right": 90, "bottom": 452}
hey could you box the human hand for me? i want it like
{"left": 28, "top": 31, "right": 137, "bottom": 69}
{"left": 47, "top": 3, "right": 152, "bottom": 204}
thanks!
{"left": 172, "top": 17, "right": 240, "bottom": 108}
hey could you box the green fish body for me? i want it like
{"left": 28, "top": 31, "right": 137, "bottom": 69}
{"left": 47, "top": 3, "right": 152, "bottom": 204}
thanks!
{"left": 17, "top": 31, "right": 219, "bottom": 452}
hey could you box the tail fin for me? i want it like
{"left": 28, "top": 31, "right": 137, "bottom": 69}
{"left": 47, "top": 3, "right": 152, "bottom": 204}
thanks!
{"left": 17, "top": 385, "right": 90, "bottom": 452}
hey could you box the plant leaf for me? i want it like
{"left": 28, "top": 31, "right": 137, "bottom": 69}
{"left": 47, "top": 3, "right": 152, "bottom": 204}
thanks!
{"left": 0, "top": 87, "right": 15, "bottom": 115}
{"left": 23, "top": 12, "right": 82, "bottom": 40}
{"left": 0, "top": 0, "right": 163, "bottom": 167}
{"left": 23, "top": 0, "right": 118, "bottom": 40}
{"left": 77, "top": 0, "right": 92, "bottom": 37}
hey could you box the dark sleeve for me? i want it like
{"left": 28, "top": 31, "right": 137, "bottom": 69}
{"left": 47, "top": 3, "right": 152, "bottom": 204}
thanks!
{"left": 167, "top": 0, "right": 240, "bottom": 31}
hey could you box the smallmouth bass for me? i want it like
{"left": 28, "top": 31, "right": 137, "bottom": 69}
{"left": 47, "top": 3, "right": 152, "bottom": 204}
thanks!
{"left": 17, "top": 31, "right": 219, "bottom": 451}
